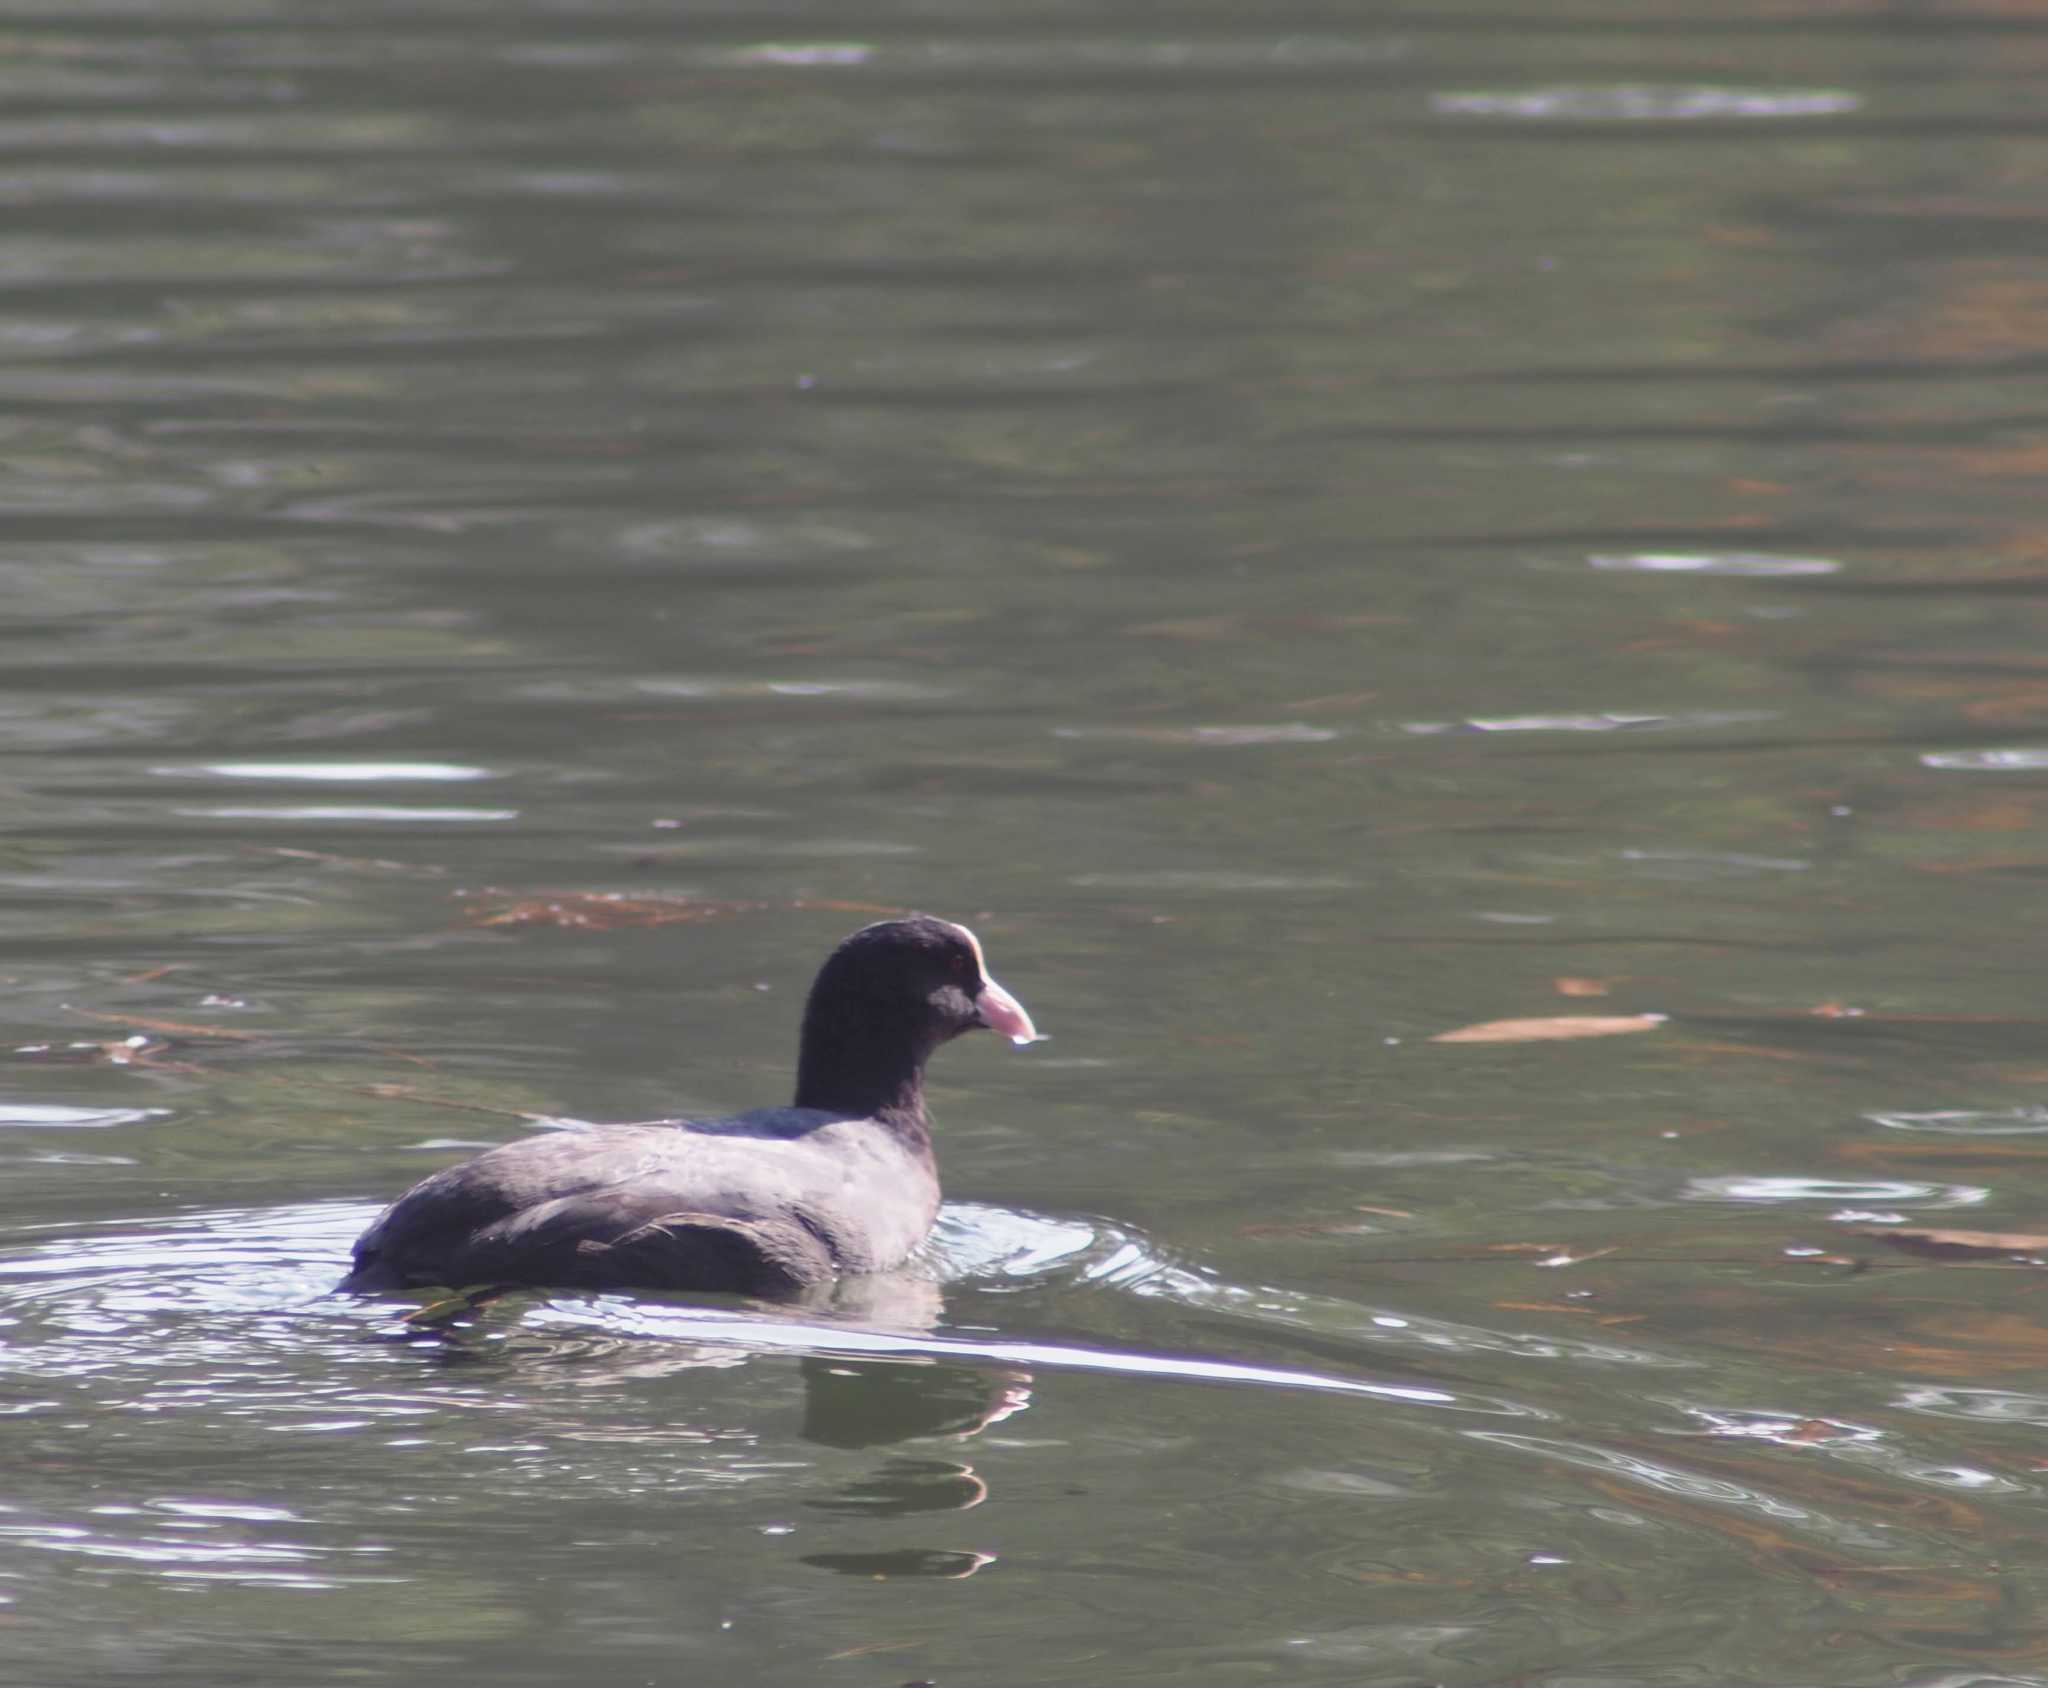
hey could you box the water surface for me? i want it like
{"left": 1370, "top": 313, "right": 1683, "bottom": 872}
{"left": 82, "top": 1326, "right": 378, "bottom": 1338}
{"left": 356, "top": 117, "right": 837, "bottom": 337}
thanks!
{"left": 7, "top": 2, "right": 2048, "bottom": 1684}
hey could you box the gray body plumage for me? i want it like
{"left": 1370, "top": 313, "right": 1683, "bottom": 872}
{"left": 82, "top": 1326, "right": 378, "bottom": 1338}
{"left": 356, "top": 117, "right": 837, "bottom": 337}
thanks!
{"left": 343, "top": 1110, "right": 940, "bottom": 1296}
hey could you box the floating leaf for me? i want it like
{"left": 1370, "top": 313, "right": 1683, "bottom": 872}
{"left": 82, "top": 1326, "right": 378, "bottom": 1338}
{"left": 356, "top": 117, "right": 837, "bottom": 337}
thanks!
{"left": 1783, "top": 1418, "right": 1855, "bottom": 1443}
{"left": 1431, "top": 1014, "right": 1666, "bottom": 1044}
{"left": 1836, "top": 1139, "right": 2048, "bottom": 1165}
{"left": 1857, "top": 1227, "right": 2048, "bottom": 1262}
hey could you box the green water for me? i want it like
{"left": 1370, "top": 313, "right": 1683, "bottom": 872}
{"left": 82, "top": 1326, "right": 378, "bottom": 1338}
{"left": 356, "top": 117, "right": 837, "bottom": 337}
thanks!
{"left": 5, "top": 3, "right": 2048, "bottom": 1684}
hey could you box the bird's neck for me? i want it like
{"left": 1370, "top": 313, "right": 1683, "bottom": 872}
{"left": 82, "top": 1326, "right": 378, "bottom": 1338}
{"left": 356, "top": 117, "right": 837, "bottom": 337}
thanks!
{"left": 793, "top": 1016, "right": 939, "bottom": 1138}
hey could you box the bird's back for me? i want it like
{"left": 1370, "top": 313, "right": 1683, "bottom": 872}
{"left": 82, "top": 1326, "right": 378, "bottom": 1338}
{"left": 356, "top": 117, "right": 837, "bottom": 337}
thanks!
{"left": 341, "top": 1113, "right": 938, "bottom": 1296}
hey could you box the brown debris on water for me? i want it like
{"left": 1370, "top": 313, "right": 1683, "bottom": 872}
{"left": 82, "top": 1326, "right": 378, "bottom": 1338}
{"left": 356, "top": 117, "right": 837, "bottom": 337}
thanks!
{"left": 460, "top": 890, "right": 762, "bottom": 930}
{"left": 65, "top": 1007, "right": 265, "bottom": 1042}
{"left": 1430, "top": 1014, "right": 1667, "bottom": 1044}
{"left": 1856, "top": 1227, "right": 2048, "bottom": 1264}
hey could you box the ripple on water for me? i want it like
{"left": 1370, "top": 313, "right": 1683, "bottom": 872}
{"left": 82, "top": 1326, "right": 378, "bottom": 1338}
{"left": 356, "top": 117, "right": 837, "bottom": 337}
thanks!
{"left": 613, "top": 515, "right": 877, "bottom": 567}
{"left": 1921, "top": 748, "right": 2048, "bottom": 772}
{"left": 1053, "top": 723, "right": 1340, "bottom": 746}
{"left": 1589, "top": 551, "right": 1842, "bottom": 577}
{"left": 150, "top": 762, "right": 495, "bottom": 782}
{"left": 634, "top": 677, "right": 954, "bottom": 703}
{"left": 0, "top": 1202, "right": 363, "bottom": 1321}
{"left": 1895, "top": 1387, "right": 2048, "bottom": 1426}
{"left": 1431, "top": 86, "right": 1861, "bottom": 122}
{"left": 535, "top": 1293, "right": 1462, "bottom": 1412}
{"left": 1069, "top": 870, "right": 1352, "bottom": 892}
{"left": 1681, "top": 1408, "right": 2026, "bottom": 1496}
{"left": 0, "top": 1197, "right": 1507, "bottom": 1435}
{"left": 1618, "top": 847, "right": 1810, "bottom": 878}
{"left": 1462, "top": 1432, "right": 1918, "bottom": 1560}
{"left": 511, "top": 675, "right": 953, "bottom": 706}
{"left": 1077, "top": 1237, "right": 1682, "bottom": 1378}
{"left": 0, "top": 1104, "right": 169, "bottom": 1129}
{"left": 0, "top": 1201, "right": 1109, "bottom": 1375}
{"left": 0, "top": 693, "right": 199, "bottom": 751}
{"left": 1868, "top": 1107, "right": 2048, "bottom": 1136}
{"left": 1681, "top": 1175, "right": 1988, "bottom": 1209}
{"left": 172, "top": 805, "right": 518, "bottom": 822}
{"left": 1401, "top": 709, "right": 1775, "bottom": 735}
{"left": 924, "top": 1202, "right": 1109, "bottom": 1281}
{"left": 700, "top": 37, "right": 1409, "bottom": 74}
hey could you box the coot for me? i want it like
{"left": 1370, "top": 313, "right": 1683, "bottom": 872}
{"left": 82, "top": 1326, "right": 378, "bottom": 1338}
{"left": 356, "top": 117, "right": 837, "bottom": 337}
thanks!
{"left": 340, "top": 915, "right": 1039, "bottom": 1298}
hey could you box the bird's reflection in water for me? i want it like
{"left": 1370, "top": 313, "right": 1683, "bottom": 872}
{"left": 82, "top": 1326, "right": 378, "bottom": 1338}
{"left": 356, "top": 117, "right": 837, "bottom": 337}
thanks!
{"left": 371, "top": 1209, "right": 1464, "bottom": 1587}
{"left": 788, "top": 1274, "right": 1025, "bottom": 1576}
{"left": 804, "top": 1453, "right": 992, "bottom": 1516}
{"left": 386, "top": 1263, "right": 1028, "bottom": 1574}
{"left": 797, "top": 1354, "right": 1030, "bottom": 1534}
{"left": 798, "top": 1547, "right": 996, "bottom": 1580}
{"left": 388, "top": 1264, "right": 1033, "bottom": 1444}
{"left": 798, "top": 1350, "right": 1029, "bottom": 1451}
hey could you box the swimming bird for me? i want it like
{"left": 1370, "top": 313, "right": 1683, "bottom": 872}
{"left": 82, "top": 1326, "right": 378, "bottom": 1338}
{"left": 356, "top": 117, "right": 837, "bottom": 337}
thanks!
{"left": 340, "top": 915, "right": 1039, "bottom": 1299}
